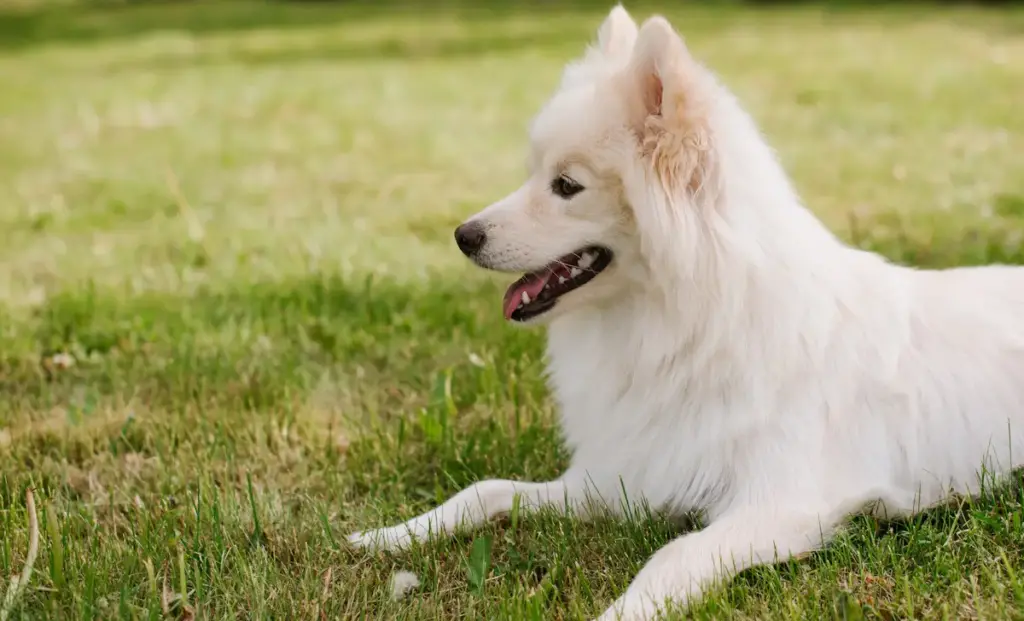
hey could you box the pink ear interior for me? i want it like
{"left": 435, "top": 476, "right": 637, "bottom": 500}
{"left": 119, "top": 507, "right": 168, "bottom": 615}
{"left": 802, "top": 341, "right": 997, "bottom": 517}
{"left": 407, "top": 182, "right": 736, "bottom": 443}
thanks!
{"left": 646, "top": 73, "right": 663, "bottom": 117}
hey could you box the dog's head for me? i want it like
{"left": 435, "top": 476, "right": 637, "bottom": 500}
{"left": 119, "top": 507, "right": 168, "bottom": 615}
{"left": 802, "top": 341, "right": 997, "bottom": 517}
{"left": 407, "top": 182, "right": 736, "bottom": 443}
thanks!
{"left": 455, "top": 7, "right": 733, "bottom": 325}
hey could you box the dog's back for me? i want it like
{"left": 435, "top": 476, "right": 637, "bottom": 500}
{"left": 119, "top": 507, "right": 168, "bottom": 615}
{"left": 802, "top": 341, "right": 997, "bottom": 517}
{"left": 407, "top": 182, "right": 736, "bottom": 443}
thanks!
{"left": 888, "top": 264, "right": 1024, "bottom": 508}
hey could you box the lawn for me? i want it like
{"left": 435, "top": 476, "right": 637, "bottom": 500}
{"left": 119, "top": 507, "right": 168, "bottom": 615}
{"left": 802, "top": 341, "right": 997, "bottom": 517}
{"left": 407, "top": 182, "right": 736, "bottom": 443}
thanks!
{"left": 1, "top": 1, "right": 1024, "bottom": 619}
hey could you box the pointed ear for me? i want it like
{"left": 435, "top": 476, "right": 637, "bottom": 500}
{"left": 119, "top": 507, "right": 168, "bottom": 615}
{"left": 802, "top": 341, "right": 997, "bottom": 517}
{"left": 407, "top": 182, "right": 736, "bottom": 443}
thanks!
{"left": 630, "top": 16, "right": 703, "bottom": 123}
{"left": 560, "top": 6, "right": 637, "bottom": 90}
{"left": 596, "top": 4, "right": 638, "bottom": 59}
{"left": 627, "top": 16, "right": 715, "bottom": 195}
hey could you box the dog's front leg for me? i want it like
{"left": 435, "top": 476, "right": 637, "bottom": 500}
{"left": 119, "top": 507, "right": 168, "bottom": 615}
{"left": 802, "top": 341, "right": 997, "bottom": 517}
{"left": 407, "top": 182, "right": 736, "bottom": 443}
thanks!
{"left": 348, "top": 478, "right": 581, "bottom": 552}
{"left": 594, "top": 507, "right": 839, "bottom": 621}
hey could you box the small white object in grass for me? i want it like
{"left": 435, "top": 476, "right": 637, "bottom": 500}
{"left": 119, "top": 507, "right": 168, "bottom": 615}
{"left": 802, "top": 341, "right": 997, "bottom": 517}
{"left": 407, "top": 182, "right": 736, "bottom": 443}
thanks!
{"left": 389, "top": 570, "right": 420, "bottom": 601}
{"left": 51, "top": 352, "right": 75, "bottom": 369}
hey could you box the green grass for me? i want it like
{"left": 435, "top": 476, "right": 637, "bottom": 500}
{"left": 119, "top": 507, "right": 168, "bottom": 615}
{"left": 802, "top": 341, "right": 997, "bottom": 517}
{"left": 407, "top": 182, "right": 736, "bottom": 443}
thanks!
{"left": 1, "top": 1, "right": 1024, "bottom": 619}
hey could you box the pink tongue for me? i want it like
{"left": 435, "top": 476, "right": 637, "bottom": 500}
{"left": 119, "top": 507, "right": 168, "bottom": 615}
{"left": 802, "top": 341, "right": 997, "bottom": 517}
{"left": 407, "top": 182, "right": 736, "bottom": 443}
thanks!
{"left": 503, "top": 272, "right": 553, "bottom": 320}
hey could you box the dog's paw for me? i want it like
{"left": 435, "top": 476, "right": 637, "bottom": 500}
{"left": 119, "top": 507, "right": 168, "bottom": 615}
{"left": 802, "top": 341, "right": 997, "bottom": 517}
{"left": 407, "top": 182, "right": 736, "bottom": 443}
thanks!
{"left": 591, "top": 608, "right": 647, "bottom": 621}
{"left": 347, "top": 526, "right": 414, "bottom": 553}
{"left": 592, "top": 594, "right": 663, "bottom": 621}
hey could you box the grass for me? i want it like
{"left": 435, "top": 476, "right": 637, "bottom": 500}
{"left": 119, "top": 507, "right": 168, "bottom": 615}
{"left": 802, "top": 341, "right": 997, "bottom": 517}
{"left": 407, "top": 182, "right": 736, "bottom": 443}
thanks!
{"left": 1, "top": 1, "right": 1023, "bottom": 619}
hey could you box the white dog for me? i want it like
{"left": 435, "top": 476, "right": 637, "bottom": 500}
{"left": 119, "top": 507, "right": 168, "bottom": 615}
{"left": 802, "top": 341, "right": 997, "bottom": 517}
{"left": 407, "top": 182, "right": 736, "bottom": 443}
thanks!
{"left": 350, "top": 6, "right": 1024, "bottom": 619}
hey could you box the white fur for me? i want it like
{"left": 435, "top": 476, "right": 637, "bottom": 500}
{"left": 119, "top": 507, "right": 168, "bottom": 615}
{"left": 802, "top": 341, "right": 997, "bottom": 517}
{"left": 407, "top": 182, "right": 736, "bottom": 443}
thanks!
{"left": 350, "top": 6, "right": 1024, "bottom": 619}
{"left": 389, "top": 570, "right": 421, "bottom": 601}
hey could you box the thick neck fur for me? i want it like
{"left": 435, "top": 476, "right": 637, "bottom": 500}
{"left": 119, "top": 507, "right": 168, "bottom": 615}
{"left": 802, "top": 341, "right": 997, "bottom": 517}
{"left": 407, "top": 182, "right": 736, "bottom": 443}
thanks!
{"left": 629, "top": 88, "right": 854, "bottom": 368}
{"left": 545, "top": 83, "right": 895, "bottom": 464}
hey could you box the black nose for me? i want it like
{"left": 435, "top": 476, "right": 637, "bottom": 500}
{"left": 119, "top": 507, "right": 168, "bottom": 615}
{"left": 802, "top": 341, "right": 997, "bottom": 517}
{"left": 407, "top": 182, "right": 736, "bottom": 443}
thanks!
{"left": 454, "top": 221, "right": 487, "bottom": 257}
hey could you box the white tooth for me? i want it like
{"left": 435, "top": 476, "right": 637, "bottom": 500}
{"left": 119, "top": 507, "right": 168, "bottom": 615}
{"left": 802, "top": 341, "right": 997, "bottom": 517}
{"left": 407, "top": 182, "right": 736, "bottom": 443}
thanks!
{"left": 578, "top": 252, "right": 594, "bottom": 269}
{"left": 558, "top": 276, "right": 567, "bottom": 284}
{"left": 521, "top": 291, "right": 531, "bottom": 305}
{"left": 570, "top": 267, "right": 582, "bottom": 278}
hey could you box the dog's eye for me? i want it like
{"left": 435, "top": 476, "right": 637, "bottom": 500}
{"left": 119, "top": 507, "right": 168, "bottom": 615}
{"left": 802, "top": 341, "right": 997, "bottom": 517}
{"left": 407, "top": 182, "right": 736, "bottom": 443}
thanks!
{"left": 551, "top": 174, "right": 584, "bottom": 199}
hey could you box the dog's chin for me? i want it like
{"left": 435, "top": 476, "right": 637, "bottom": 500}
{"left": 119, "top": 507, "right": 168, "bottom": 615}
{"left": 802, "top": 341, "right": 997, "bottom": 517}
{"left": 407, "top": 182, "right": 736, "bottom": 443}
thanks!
{"left": 496, "top": 246, "right": 614, "bottom": 324}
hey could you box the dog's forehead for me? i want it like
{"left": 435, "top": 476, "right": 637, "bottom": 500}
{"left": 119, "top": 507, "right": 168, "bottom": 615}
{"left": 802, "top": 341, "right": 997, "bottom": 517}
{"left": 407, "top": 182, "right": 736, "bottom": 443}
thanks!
{"left": 528, "top": 84, "right": 617, "bottom": 166}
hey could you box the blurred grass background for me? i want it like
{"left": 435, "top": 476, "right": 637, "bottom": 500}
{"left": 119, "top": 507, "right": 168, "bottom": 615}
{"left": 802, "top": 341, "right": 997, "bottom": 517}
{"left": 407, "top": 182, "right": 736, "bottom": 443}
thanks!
{"left": 0, "top": 1, "right": 1023, "bottom": 619}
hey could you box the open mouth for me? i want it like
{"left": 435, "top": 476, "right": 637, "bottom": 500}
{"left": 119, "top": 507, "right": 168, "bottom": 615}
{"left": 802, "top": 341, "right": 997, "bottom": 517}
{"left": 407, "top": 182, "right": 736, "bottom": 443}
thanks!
{"left": 502, "top": 246, "right": 613, "bottom": 322}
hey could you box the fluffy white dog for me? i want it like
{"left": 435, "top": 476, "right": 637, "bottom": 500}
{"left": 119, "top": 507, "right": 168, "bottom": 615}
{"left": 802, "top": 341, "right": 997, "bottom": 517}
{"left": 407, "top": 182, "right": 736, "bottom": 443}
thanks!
{"left": 350, "top": 6, "right": 1024, "bottom": 619}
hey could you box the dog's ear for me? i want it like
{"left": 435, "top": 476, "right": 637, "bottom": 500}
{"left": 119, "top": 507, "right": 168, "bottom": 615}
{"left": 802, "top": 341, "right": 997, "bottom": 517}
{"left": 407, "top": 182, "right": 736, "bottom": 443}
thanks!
{"left": 561, "top": 5, "right": 638, "bottom": 89}
{"left": 627, "top": 17, "right": 714, "bottom": 196}
{"left": 596, "top": 5, "right": 638, "bottom": 59}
